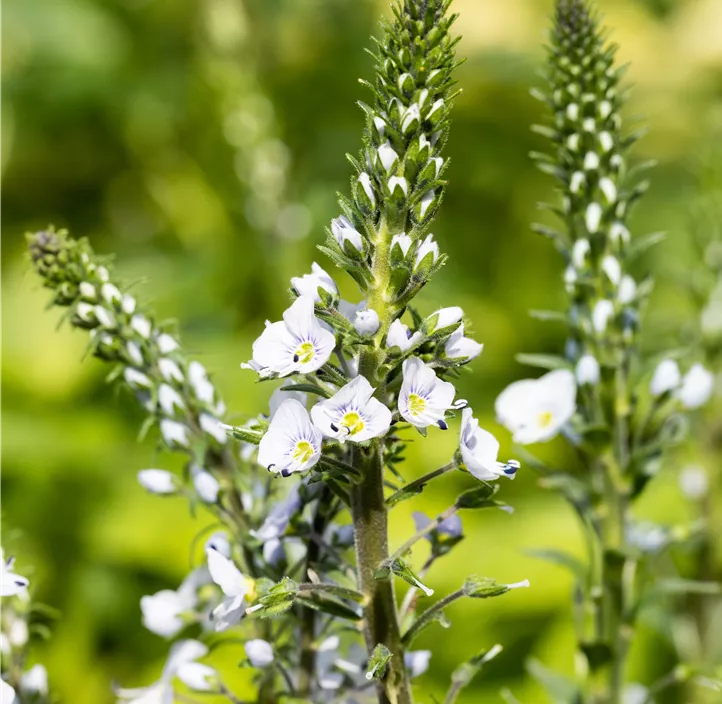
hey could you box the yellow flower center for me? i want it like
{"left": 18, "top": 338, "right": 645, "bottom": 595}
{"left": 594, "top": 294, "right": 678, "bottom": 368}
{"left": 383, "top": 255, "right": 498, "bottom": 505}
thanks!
{"left": 407, "top": 393, "right": 426, "bottom": 416}
{"left": 292, "top": 441, "right": 315, "bottom": 464}
{"left": 341, "top": 411, "right": 365, "bottom": 436}
{"left": 537, "top": 410, "right": 554, "bottom": 428}
{"left": 294, "top": 341, "right": 315, "bottom": 365}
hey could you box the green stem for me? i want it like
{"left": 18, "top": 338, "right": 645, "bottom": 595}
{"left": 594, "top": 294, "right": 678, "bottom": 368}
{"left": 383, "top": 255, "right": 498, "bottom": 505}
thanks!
{"left": 387, "top": 503, "right": 459, "bottom": 563}
{"left": 385, "top": 461, "right": 458, "bottom": 507}
{"left": 401, "top": 588, "right": 465, "bottom": 646}
{"left": 352, "top": 443, "right": 413, "bottom": 704}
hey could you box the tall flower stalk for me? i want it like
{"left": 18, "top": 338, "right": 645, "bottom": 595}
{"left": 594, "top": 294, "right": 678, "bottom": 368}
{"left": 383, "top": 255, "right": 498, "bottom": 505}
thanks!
{"left": 496, "top": 1, "right": 717, "bottom": 703}
{"left": 28, "top": 2, "right": 528, "bottom": 703}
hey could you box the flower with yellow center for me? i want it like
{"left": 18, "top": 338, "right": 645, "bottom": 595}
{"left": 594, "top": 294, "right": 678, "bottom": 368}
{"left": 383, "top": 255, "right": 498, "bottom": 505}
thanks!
{"left": 257, "top": 399, "right": 323, "bottom": 475}
{"left": 495, "top": 369, "right": 577, "bottom": 445}
{"left": 398, "top": 357, "right": 464, "bottom": 429}
{"left": 244, "top": 296, "right": 335, "bottom": 378}
{"left": 311, "top": 376, "right": 392, "bottom": 443}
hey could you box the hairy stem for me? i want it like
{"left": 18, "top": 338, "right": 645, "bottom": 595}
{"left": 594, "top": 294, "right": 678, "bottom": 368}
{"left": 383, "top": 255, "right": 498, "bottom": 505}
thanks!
{"left": 352, "top": 443, "right": 413, "bottom": 704}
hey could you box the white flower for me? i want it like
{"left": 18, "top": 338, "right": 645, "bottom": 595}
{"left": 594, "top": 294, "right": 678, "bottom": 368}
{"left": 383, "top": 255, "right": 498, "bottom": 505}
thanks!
{"left": 495, "top": 369, "right": 577, "bottom": 445}
{"left": 246, "top": 296, "right": 336, "bottom": 378}
{"left": 126, "top": 342, "right": 144, "bottom": 367}
{"left": 618, "top": 275, "right": 637, "bottom": 304}
{"left": 599, "top": 177, "right": 617, "bottom": 204}
{"left": 584, "top": 151, "right": 600, "bottom": 170}
{"left": 679, "top": 464, "right": 708, "bottom": 501}
{"left": 444, "top": 322, "right": 483, "bottom": 361}
{"left": 418, "top": 189, "right": 435, "bottom": 218}
{"left": 137, "top": 469, "right": 177, "bottom": 495}
{"left": 269, "top": 387, "right": 307, "bottom": 418}
{"left": 373, "top": 116, "right": 386, "bottom": 138}
{"left": 251, "top": 485, "right": 302, "bottom": 542}
{"left": 94, "top": 305, "right": 115, "bottom": 329}
{"left": 678, "top": 363, "right": 714, "bottom": 409}
{"left": 576, "top": 354, "right": 600, "bottom": 385}
{"left": 592, "top": 299, "right": 614, "bottom": 333}
{"left": 414, "top": 234, "right": 439, "bottom": 269}
{"left": 0, "top": 678, "right": 15, "bottom": 703}
{"left": 291, "top": 262, "right": 337, "bottom": 302}
{"left": 460, "top": 408, "right": 520, "bottom": 480}
{"left": 570, "top": 171, "right": 585, "bottom": 194}
{"left": 426, "top": 306, "right": 463, "bottom": 333}
{"left": 1, "top": 553, "right": 29, "bottom": 597}
{"left": 599, "top": 131, "right": 613, "bottom": 151}
{"left": 116, "top": 640, "right": 211, "bottom": 703}
{"left": 391, "top": 233, "right": 413, "bottom": 257}
{"left": 257, "top": 399, "right": 323, "bottom": 475}
{"left": 585, "top": 202, "right": 602, "bottom": 232}
{"left": 399, "top": 357, "right": 461, "bottom": 429}
{"left": 377, "top": 141, "right": 399, "bottom": 173}
{"left": 354, "top": 309, "right": 380, "bottom": 336}
{"left": 206, "top": 545, "right": 248, "bottom": 631}
{"left": 610, "top": 222, "right": 630, "bottom": 247}
{"left": 76, "top": 302, "right": 95, "bottom": 322}
{"left": 602, "top": 255, "right": 622, "bottom": 285}
{"left": 101, "top": 282, "right": 122, "bottom": 305}
{"left": 160, "top": 419, "right": 190, "bottom": 448}
{"left": 245, "top": 639, "right": 274, "bottom": 667}
{"left": 21, "top": 664, "right": 48, "bottom": 695}
{"left": 566, "top": 103, "right": 579, "bottom": 121}
{"left": 157, "top": 334, "right": 180, "bottom": 354}
{"left": 338, "top": 298, "right": 366, "bottom": 322}
{"left": 158, "top": 384, "right": 184, "bottom": 416}
{"left": 124, "top": 368, "right": 152, "bottom": 389}
{"left": 311, "top": 376, "right": 392, "bottom": 443}
{"left": 122, "top": 294, "right": 136, "bottom": 315}
{"left": 193, "top": 469, "right": 220, "bottom": 503}
{"left": 200, "top": 414, "right": 227, "bottom": 444}
{"left": 401, "top": 104, "right": 420, "bottom": 132}
{"left": 388, "top": 176, "right": 408, "bottom": 196}
{"left": 188, "top": 361, "right": 215, "bottom": 405}
{"left": 131, "top": 314, "right": 152, "bottom": 339}
{"left": 405, "top": 651, "right": 431, "bottom": 679}
{"left": 386, "top": 319, "right": 422, "bottom": 352}
{"left": 650, "top": 359, "right": 681, "bottom": 397}
{"left": 176, "top": 662, "right": 218, "bottom": 692}
{"left": 79, "top": 281, "right": 96, "bottom": 300}
{"left": 431, "top": 156, "right": 444, "bottom": 176}
{"left": 158, "top": 358, "right": 184, "bottom": 384}
{"left": 357, "top": 173, "right": 376, "bottom": 205}
{"left": 572, "top": 238, "right": 590, "bottom": 268}
{"left": 622, "top": 684, "right": 651, "bottom": 704}
{"left": 141, "top": 585, "right": 194, "bottom": 638}
{"left": 331, "top": 216, "right": 363, "bottom": 254}
{"left": 426, "top": 98, "right": 444, "bottom": 120}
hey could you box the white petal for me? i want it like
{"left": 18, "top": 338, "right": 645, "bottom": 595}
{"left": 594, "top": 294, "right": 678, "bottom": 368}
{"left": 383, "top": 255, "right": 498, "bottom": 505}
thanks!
{"left": 193, "top": 470, "right": 220, "bottom": 503}
{"left": 205, "top": 547, "right": 246, "bottom": 598}
{"left": 650, "top": 359, "right": 681, "bottom": 397}
{"left": 678, "top": 363, "right": 714, "bottom": 409}
{"left": 405, "top": 650, "right": 431, "bottom": 678}
{"left": 141, "top": 590, "right": 186, "bottom": 638}
{"left": 20, "top": 664, "right": 48, "bottom": 695}
{"left": 137, "top": 469, "right": 177, "bottom": 495}
{"left": 164, "top": 639, "right": 208, "bottom": 676}
{"left": 245, "top": 639, "right": 275, "bottom": 667}
{"left": 175, "top": 662, "right": 217, "bottom": 692}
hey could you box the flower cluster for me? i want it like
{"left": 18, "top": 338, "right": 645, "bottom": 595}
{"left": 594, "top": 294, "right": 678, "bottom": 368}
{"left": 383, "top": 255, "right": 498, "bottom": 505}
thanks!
{"left": 1, "top": 550, "right": 51, "bottom": 703}
{"left": 28, "top": 3, "right": 529, "bottom": 704}
{"left": 492, "top": 2, "right": 718, "bottom": 702}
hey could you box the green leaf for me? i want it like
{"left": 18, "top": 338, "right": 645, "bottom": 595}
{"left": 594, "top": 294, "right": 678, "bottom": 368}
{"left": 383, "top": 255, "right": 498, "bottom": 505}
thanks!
{"left": 295, "top": 595, "right": 362, "bottom": 622}
{"left": 366, "top": 644, "right": 392, "bottom": 681}
{"left": 385, "top": 483, "right": 423, "bottom": 507}
{"left": 579, "top": 641, "right": 613, "bottom": 672}
{"left": 516, "top": 353, "right": 571, "bottom": 371}
{"left": 651, "top": 579, "right": 721, "bottom": 597}
{"left": 628, "top": 231, "right": 665, "bottom": 259}
{"left": 455, "top": 482, "right": 498, "bottom": 509}
{"left": 526, "top": 659, "right": 582, "bottom": 704}
{"left": 280, "top": 383, "right": 332, "bottom": 399}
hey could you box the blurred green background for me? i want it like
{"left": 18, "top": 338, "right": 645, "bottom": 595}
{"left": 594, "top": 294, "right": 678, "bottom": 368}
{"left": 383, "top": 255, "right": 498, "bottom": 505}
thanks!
{"left": 2, "top": 0, "right": 721, "bottom": 702}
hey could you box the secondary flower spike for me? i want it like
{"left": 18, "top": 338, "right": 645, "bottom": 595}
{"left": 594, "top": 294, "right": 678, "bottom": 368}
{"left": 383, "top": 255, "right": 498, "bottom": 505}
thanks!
{"left": 495, "top": 369, "right": 577, "bottom": 444}
{"left": 257, "top": 399, "right": 323, "bottom": 475}
{"left": 245, "top": 296, "right": 336, "bottom": 377}
{"left": 311, "top": 376, "right": 392, "bottom": 443}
